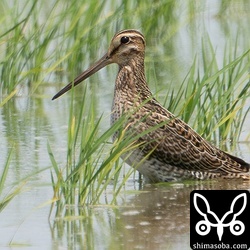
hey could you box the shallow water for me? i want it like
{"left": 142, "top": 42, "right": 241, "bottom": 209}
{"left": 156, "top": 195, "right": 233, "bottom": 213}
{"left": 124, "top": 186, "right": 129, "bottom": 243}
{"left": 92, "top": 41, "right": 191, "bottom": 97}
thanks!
{"left": 1, "top": 173, "right": 249, "bottom": 249}
{"left": 1, "top": 1, "right": 250, "bottom": 250}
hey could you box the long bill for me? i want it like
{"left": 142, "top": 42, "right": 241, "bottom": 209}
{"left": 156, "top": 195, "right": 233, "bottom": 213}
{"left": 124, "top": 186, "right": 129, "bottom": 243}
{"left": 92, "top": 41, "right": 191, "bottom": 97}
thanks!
{"left": 52, "top": 53, "right": 111, "bottom": 100}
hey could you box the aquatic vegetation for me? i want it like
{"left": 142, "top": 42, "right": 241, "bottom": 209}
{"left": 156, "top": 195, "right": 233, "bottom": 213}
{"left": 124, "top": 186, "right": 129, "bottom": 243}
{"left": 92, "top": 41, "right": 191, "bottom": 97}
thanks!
{"left": 0, "top": 149, "right": 24, "bottom": 212}
{"left": 164, "top": 42, "right": 250, "bottom": 144}
{"left": 48, "top": 87, "right": 140, "bottom": 216}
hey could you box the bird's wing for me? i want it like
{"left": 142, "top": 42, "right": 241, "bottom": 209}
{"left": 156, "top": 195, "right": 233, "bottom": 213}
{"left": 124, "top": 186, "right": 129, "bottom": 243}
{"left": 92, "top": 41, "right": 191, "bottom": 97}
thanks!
{"left": 127, "top": 103, "right": 249, "bottom": 175}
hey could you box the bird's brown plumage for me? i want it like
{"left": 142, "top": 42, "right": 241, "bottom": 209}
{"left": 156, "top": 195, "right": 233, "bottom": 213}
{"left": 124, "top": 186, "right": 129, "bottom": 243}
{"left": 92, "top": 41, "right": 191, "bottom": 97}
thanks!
{"left": 52, "top": 29, "right": 250, "bottom": 182}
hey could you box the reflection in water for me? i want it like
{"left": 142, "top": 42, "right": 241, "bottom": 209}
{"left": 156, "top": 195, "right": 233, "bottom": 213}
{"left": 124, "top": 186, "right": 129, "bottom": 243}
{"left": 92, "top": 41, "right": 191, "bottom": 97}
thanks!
{"left": 51, "top": 180, "right": 250, "bottom": 250}
{"left": 115, "top": 184, "right": 191, "bottom": 249}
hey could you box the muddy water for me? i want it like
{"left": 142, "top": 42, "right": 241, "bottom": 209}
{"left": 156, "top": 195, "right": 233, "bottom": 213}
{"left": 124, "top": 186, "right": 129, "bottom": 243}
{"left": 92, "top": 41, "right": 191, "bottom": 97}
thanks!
{"left": 49, "top": 180, "right": 249, "bottom": 249}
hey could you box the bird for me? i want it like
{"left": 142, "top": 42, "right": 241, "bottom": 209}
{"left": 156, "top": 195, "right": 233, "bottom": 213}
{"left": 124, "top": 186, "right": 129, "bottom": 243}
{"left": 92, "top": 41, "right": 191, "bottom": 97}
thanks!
{"left": 52, "top": 29, "right": 250, "bottom": 182}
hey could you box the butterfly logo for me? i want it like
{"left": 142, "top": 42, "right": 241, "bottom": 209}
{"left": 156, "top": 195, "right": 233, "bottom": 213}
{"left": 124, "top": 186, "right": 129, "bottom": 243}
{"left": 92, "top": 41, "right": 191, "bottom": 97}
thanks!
{"left": 193, "top": 193, "right": 247, "bottom": 241}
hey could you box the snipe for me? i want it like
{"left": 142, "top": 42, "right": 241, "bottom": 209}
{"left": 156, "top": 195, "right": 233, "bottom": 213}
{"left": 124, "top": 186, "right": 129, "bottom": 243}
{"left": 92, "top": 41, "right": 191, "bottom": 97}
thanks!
{"left": 52, "top": 29, "right": 250, "bottom": 182}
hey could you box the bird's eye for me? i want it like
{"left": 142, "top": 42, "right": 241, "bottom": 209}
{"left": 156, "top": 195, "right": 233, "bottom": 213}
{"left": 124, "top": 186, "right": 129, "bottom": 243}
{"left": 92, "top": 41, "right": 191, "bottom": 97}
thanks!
{"left": 120, "top": 36, "right": 130, "bottom": 44}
